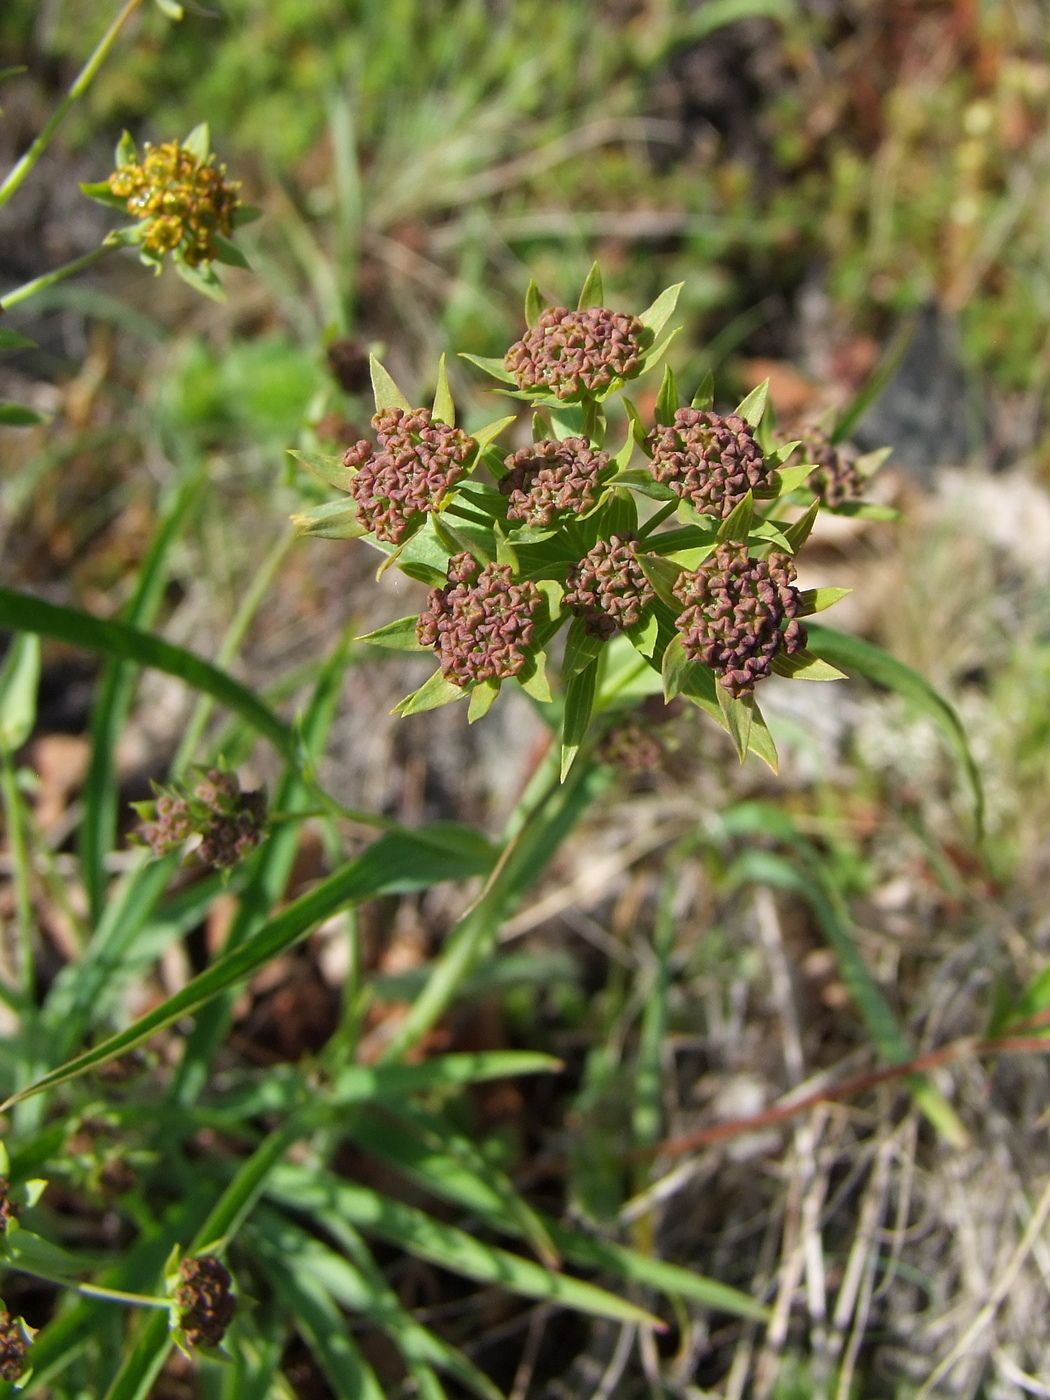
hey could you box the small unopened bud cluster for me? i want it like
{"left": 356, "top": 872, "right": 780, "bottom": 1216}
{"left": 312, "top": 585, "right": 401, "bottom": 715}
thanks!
{"left": 344, "top": 408, "right": 475, "bottom": 544}
{"left": 648, "top": 410, "right": 771, "bottom": 519}
{"left": 417, "top": 553, "right": 544, "bottom": 686}
{"left": 138, "top": 769, "right": 266, "bottom": 870}
{"left": 801, "top": 430, "right": 864, "bottom": 508}
{"left": 673, "top": 543, "right": 806, "bottom": 696}
{"left": 505, "top": 307, "right": 646, "bottom": 399}
{"left": 109, "top": 142, "right": 241, "bottom": 267}
{"left": 0, "top": 1313, "right": 27, "bottom": 1382}
{"left": 501, "top": 438, "right": 609, "bottom": 527}
{"left": 564, "top": 535, "right": 655, "bottom": 639}
{"left": 175, "top": 1256, "right": 236, "bottom": 1349}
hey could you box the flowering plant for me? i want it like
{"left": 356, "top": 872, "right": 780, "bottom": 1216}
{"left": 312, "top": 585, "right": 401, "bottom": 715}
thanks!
{"left": 293, "top": 267, "right": 884, "bottom": 775}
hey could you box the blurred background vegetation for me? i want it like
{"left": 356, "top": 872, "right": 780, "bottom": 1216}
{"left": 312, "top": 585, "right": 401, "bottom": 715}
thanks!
{"left": 4, "top": 0, "right": 1050, "bottom": 1396}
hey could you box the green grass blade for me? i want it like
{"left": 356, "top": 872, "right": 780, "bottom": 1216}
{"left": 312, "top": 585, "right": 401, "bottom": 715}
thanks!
{"left": 3, "top": 827, "right": 495, "bottom": 1109}
{"left": 80, "top": 474, "right": 201, "bottom": 920}
{"left": 0, "top": 588, "right": 299, "bottom": 769}
{"left": 267, "top": 1165, "right": 662, "bottom": 1328}
{"left": 806, "top": 623, "right": 983, "bottom": 834}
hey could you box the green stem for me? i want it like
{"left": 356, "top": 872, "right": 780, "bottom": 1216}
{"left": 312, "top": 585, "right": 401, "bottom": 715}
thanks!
{"left": 0, "top": 0, "right": 146, "bottom": 211}
{"left": 637, "top": 498, "right": 678, "bottom": 538}
{"left": 75, "top": 1283, "right": 170, "bottom": 1310}
{"left": 0, "top": 248, "right": 112, "bottom": 311}
{"left": 1, "top": 746, "right": 35, "bottom": 1003}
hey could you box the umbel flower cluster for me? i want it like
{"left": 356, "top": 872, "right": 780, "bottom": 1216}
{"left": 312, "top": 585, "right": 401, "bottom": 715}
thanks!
{"left": 173, "top": 1255, "right": 237, "bottom": 1350}
{"left": 82, "top": 125, "right": 255, "bottom": 299}
{"left": 135, "top": 768, "right": 267, "bottom": 871}
{"left": 292, "top": 267, "right": 887, "bottom": 772}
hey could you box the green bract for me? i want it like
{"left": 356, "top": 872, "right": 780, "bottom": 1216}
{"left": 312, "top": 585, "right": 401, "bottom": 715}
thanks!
{"left": 293, "top": 266, "right": 886, "bottom": 776}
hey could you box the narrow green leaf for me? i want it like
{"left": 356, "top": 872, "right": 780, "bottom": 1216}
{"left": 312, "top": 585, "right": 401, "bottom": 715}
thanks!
{"left": 211, "top": 235, "right": 250, "bottom": 270}
{"left": 773, "top": 461, "right": 815, "bottom": 495}
{"left": 115, "top": 130, "right": 138, "bottom": 167}
{"left": 0, "top": 328, "right": 34, "bottom": 351}
{"left": 562, "top": 615, "right": 606, "bottom": 683}
{"left": 173, "top": 257, "right": 225, "bottom": 301}
{"left": 638, "top": 553, "right": 683, "bottom": 610}
{"left": 561, "top": 660, "right": 597, "bottom": 780}
{"left": 394, "top": 670, "right": 466, "bottom": 717}
{"left": 524, "top": 279, "right": 544, "bottom": 328}
{"left": 654, "top": 364, "right": 678, "bottom": 426}
{"left": 287, "top": 447, "right": 356, "bottom": 493}
{"left": 232, "top": 204, "right": 263, "bottom": 226}
{"left": 0, "top": 635, "right": 39, "bottom": 750}
{"left": 266, "top": 1167, "right": 662, "bottom": 1328}
{"left": 798, "top": 587, "right": 851, "bottom": 616}
{"left": 637, "top": 282, "right": 683, "bottom": 338}
{"left": 154, "top": 0, "right": 184, "bottom": 18}
{"left": 431, "top": 354, "right": 455, "bottom": 426}
{"left": 638, "top": 324, "right": 682, "bottom": 374}
{"left": 717, "top": 686, "right": 753, "bottom": 762}
{"left": 181, "top": 123, "right": 210, "bottom": 160}
{"left": 0, "top": 404, "right": 43, "bottom": 426}
{"left": 744, "top": 700, "right": 779, "bottom": 772}
{"left": 806, "top": 623, "right": 983, "bottom": 833}
{"left": 577, "top": 262, "right": 603, "bottom": 309}
{"left": 3, "top": 826, "right": 494, "bottom": 1109}
{"left": 691, "top": 370, "right": 714, "bottom": 410}
{"left": 471, "top": 414, "right": 516, "bottom": 458}
{"left": 292, "top": 499, "right": 369, "bottom": 539}
{"left": 781, "top": 499, "right": 819, "bottom": 554}
{"left": 467, "top": 679, "right": 500, "bottom": 723}
{"left": 0, "top": 588, "right": 299, "bottom": 770}
{"left": 79, "top": 181, "right": 129, "bottom": 210}
{"left": 855, "top": 445, "right": 892, "bottom": 479}
{"left": 771, "top": 648, "right": 847, "bottom": 682}
{"left": 519, "top": 650, "right": 552, "bottom": 703}
{"left": 459, "top": 352, "right": 516, "bottom": 386}
{"left": 734, "top": 380, "right": 769, "bottom": 429}
{"left": 357, "top": 616, "right": 426, "bottom": 652}
{"left": 717, "top": 492, "right": 754, "bottom": 543}
{"left": 370, "top": 355, "right": 412, "bottom": 412}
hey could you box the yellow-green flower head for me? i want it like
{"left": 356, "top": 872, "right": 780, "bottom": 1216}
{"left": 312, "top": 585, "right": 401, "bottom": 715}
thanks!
{"left": 109, "top": 140, "right": 241, "bottom": 268}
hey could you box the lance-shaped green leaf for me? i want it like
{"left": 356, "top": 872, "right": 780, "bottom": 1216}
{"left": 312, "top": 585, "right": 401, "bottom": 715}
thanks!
{"left": 0, "top": 403, "right": 43, "bottom": 425}
{"left": 621, "top": 396, "right": 652, "bottom": 454}
{"left": 524, "top": 279, "right": 544, "bottom": 328}
{"left": 781, "top": 499, "right": 819, "bottom": 554}
{"left": 734, "top": 379, "right": 769, "bottom": 429}
{"left": 519, "top": 649, "right": 552, "bottom": 703}
{"left": 613, "top": 469, "right": 674, "bottom": 501}
{"left": 0, "top": 825, "right": 495, "bottom": 1108}
{"left": 718, "top": 686, "right": 754, "bottom": 762}
{"left": 116, "top": 129, "right": 138, "bottom": 167}
{"left": 431, "top": 354, "right": 455, "bottom": 426}
{"left": 370, "top": 355, "right": 412, "bottom": 412}
{"left": 717, "top": 491, "right": 754, "bottom": 543}
{"left": 212, "top": 235, "right": 250, "bottom": 270}
{"left": 772, "top": 648, "right": 848, "bottom": 682}
{"left": 691, "top": 369, "right": 714, "bottom": 410}
{"left": 855, "top": 445, "right": 892, "bottom": 478}
{"left": 798, "top": 587, "right": 851, "bottom": 616}
{"left": 288, "top": 446, "right": 356, "bottom": 493}
{"left": 0, "top": 635, "right": 39, "bottom": 751}
{"left": 577, "top": 262, "right": 604, "bottom": 309}
{"left": 0, "top": 588, "right": 299, "bottom": 769}
{"left": 772, "top": 461, "right": 815, "bottom": 495}
{"left": 638, "top": 324, "right": 682, "bottom": 375}
{"left": 467, "top": 679, "right": 500, "bottom": 723}
{"left": 561, "top": 659, "right": 598, "bottom": 780}
{"left": 432, "top": 514, "right": 491, "bottom": 564}
{"left": 174, "top": 257, "right": 225, "bottom": 301}
{"left": 654, "top": 363, "right": 678, "bottom": 426}
{"left": 459, "top": 352, "right": 516, "bottom": 386}
{"left": 103, "top": 223, "right": 147, "bottom": 248}
{"left": 79, "top": 180, "right": 129, "bottom": 210}
{"left": 0, "top": 328, "right": 35, "bottom": 351}
{"left": 357, "top": 616, "right": 426, "bottom": 652}
{"left": 638, "top": 553, "right": 683, "bottom": 610}
{"left": 562, "top": 615, "right": 606, "bottom": 682}
{"left": 638, "top": 282, "right": 683, "bottom": 339}
{"left": 394, "top": 670, "right": 466, "bottom": 717}
{"left": 232, "top": 203, "right": 263, "bottom": 226}
{"left": 806, "top": 623, "right": 983, "bottom": 832}
{"left": 291, "top": 499, "right": 369, "bottom": 539}
{"left": 181, "top": 122, "right": 210, "bottom": 160}
{"left": 601, "top": 487, "right": 638, "bottom": 537}
{"left": 266, "top": 1166, "right": 662, "bottom": 1328}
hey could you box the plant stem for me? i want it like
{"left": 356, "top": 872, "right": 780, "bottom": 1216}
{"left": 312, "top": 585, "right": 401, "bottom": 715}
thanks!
{"left": 76, "top": 1283, "right": 170, "bottom": 1310}
{"left": 0, "top": 248, "right": 113, "bottom": 311}
{"left": 0, "top": 0, "right": 146, "bottom": 211}
{"left": 1, "top": 746, "right": 35, "bottom": 1003}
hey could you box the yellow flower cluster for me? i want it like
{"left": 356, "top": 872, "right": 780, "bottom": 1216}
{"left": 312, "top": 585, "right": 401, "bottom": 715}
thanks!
{"left": 109, "top": 141, "right": 241, "bottom": 267}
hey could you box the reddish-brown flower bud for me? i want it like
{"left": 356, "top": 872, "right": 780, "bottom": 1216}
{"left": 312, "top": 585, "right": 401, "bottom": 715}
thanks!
{"left": 673, "top": 543, "right": 806, "bottom": 696}
{"left": 647, "top": 410, "right": 771, "bottom": 519}
{"left": 505, "top": 307, "right": 646, "bottom": 399}
{"left": 799, "top": 430, "right": 865, "bottom": 507}
{"left": 500, "top": 438, "right": 609, "bottom": 527}
{"left": 0, "top": 1313, "right": 28, "bottom": 1382}
{"left": 416, "top": 553, "right": 544, "bottom": 686}
{"left": 344, "top": 407, "right": 475, "bottom": 544}
{"left": 0, "top": 1180, "right": 20, "bottom": 1233}
{"left": 564, "top": 534, "right": 655, "bottom": 639}
{"left": 175, "top": 1255, "right": 236, "bottom": 1349}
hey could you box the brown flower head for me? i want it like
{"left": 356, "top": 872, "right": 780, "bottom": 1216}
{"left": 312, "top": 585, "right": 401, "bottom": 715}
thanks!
{"left": 138, "top": 791, "right": 193, "bottom": 859}
{"left": 416, "top": 553, "right": 544, "bottom": 687}
{"left": 673, "top": 543, "right": 806, "bottom": 696}
{"left": 109, "top": 141, "right": 241, "bottom": 267}
{"left": 175, "top": 1255, "right": 236, "bottom": 1349}
{"left": 564, "top": 534, "right": 656, "bottom": 640}
{"left": 799, "top": 430, "right": 865, "bottom": 508}
{"left": 0, "top": 1313, "right": 28, "bottom": 1383}
{"left": 500, "top": 438, "right": 609, "bottom": 527}
{"left": 343, "top": 407, "right": 475, "bottom": 545}
{"left": 647, "top": 409, "right": 771, "bottom": 519}
{"left": 191, "top": 769, "right": 267, "bottom": 870}
{"left": 505, "top": 306, "right": 646, "bottom": 400}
